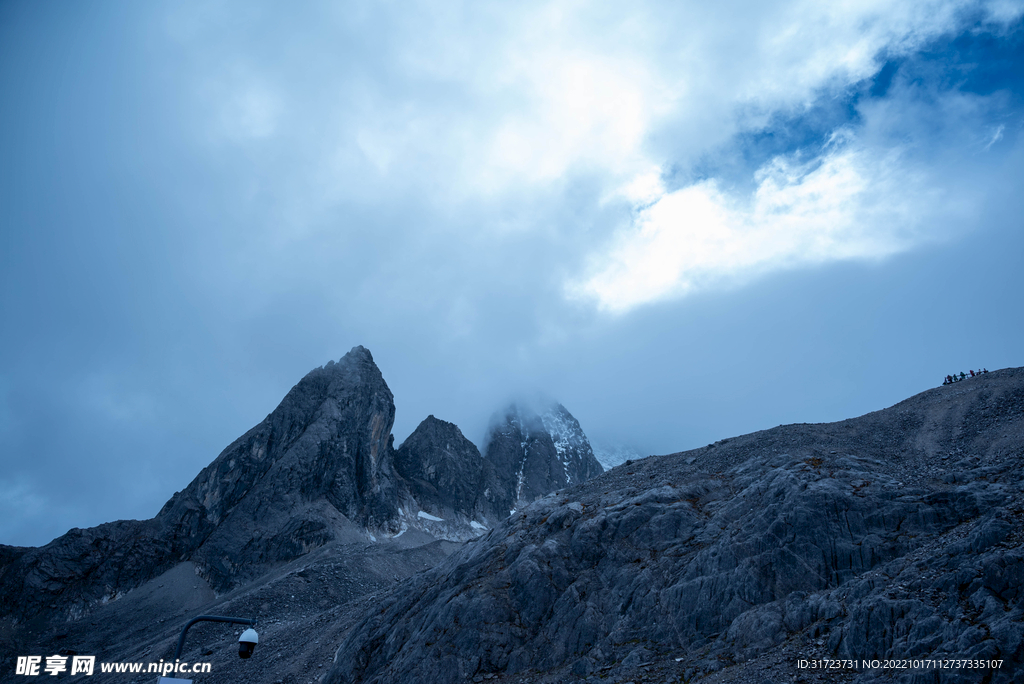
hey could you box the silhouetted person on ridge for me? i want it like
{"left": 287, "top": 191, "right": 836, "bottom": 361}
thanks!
{"left": 960, "top": 372, "right": 967, "bottom": 380}
{"left": 970, "top": 370, "right": 975, "bottom": 377}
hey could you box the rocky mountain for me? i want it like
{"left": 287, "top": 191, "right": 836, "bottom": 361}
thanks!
{"left": 162, "top": 345, "right": 406, "bottom": 588}
{"left": 392, "top": 415, "right": 500, "bottom": 538}
{"left": 6, "top": 353, "right": 1021, "bottom": 684}
{"left": 0, "top": 346, "right": 404, "bottom": 625}
{"left": 483, "top": 403, "right": 605, "bottom": 515}
{"left": 326, "top": 368, "right": 1024, "bottom": 684}
{"left": 394, "top": 415, "right": 484, "bottom": 521}
{"left": 392, "top": 404, "right": 604, "bottom": 534}
{"left": 0, "top": 347, "right": 606, "bottom": 683}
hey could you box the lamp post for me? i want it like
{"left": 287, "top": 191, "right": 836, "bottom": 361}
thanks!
{"left": 157, "top": 614, "right": 259, "bottom": 682}
{"left": 174, "top": 615, "right": 258, "bottom": 659}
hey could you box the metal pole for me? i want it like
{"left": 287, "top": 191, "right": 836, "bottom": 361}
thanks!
{"left": 174, "top": 615, "right": 256, "bottom": 660}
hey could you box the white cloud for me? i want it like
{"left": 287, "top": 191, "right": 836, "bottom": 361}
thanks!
{"left": 167, "top": 0, "right": 1020, "bottom": 313}
{"left": 476, "top": 51, "right": 660, "bottom": 191}
{"left": 570, "top": 138, "right": 933, "bottom": 312}
{"left": 984, "top": 124, "right": 1006, "bottom": 150}
{"left": 615, "top": 168, "right": 667, "bottom": 206}
{"left": 368, "top": 3, "right": 1008, "bottom": 188}
{"left": 984, "top": 0, "right": 1024, "bottom": 22}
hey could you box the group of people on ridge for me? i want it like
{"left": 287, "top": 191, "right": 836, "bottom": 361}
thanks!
{"left": 943, "top": 369, "right": 988, "bottom": 385}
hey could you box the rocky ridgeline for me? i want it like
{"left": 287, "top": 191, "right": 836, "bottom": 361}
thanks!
{"left": 0, "top": 347, "right": 602, "bottom": 627}
{"left": 390, "top": 401, "right": 607, "bottom": 535}
{"left": 326, "top": 368, "right": 1024, "bottom": 684}
{"left": 3, "top": 356, "right": 1022, "bottom": 684}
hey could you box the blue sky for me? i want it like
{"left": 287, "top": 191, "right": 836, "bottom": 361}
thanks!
{"left": 2, "top": 0, "right": 1022, "bottom": 547}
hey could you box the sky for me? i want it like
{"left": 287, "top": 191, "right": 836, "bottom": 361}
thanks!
{"left": 2, "top": 0, "right": 1022, "bottom": 547}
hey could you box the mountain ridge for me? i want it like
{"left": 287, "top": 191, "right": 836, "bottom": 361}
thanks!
{"left": 0, "top": 347, "right": 603, "bottom": 624}
{"left": 324, "top": 367, "right": 1024, "bottom": 684}
{"left": 2, "top": 362, "right": 1020, "bottom": 684}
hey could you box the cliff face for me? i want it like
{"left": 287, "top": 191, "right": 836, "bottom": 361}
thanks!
{"left": 157, "top": 345, "right": 403, "bottom": 588}
{"left": 0, "top": 346, "right": 405, "bottom": 616}
{"left": 539, "top": 403, "right": 605, "bottom": 485}
{"left": 326, "top": 369, "right": 1024, "bottom": 684}
{"left": 483, "top": 403, "right": 605, "bottom": 515}
{"left": 394, "top": 415, "right": 484, "bottom": 520}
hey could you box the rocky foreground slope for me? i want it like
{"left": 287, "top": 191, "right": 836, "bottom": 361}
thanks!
{"left": 326, "top": 369, "right": 1024, "bottom": 684}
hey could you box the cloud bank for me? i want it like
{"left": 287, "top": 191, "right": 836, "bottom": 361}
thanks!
{"left": 164, "top": 0, "right": 1022, "bottom": 318}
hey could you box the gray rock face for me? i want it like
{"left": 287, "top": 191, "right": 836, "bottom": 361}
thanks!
{"left": 0, "top": 518, "right": 176, "bottom": 625}
{"left": 539, "top": 403, "right": 604, "bottom": 486}
{"left": 160, "top": 345, "right": 403, "bottom": 589}
{"left": 0, "top": 346, "right": 404, "bottom": 619}
{"left": 326, "top": 368, "right": 1024, "bottom": 684}
{"left": 484, "top": 403, "right": 604, "bottom": 515}
{"left": 394, "top": 415, "right": 484, "bottom": 520}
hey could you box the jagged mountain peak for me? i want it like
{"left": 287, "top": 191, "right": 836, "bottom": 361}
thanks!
{"left": 168, "top": 343, "right": 398, "bottom": 526}
{"left": 163, "top": 345, "right": 402, "bottom": 585}
{"left": 0, "top": 346, "right": 405, "bottom": 617}
{"left": 398, "top": 413, "right": 459, "bottom": 443}
{"left": 290, "top": 345, "right": 383, "bottom": 398}
{"left": 484, "top": 400, "right": 603, "bottom": 511}
{"left": 259, "top": 346, "right": 390, "bottom": 452}
{"left": 538, "top": 403, "right": 602, "bottom": 476}
{"left": 394, "top": 415, "right": 483, "bottom": 525}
